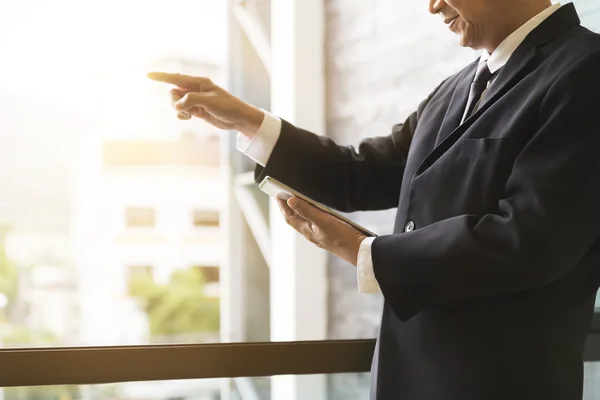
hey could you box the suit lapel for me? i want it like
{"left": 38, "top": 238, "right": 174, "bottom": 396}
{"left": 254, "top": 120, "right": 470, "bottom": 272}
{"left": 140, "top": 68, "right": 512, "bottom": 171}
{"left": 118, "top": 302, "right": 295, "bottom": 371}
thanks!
{"left": 414, "top": 3, "right": 581, "bottom": 177}
{"left": 434, "top": 62, "right": 477, "bottom": 147}
{"left": 475, "top": 46, "right": 537, "bottom": 114}
{"left": 415, "top": 46, "right": 537, "bottom": 176}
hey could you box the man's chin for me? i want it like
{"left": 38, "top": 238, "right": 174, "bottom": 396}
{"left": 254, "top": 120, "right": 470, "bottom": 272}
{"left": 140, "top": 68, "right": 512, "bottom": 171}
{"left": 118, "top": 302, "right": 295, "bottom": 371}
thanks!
{"left": 456, "top": 33, "right": 474, "bottom": 49}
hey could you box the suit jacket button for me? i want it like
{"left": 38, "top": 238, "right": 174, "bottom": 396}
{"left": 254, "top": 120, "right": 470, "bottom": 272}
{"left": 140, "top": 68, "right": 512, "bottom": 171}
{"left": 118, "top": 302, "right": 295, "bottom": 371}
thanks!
{"left": 405, "top": 221, "right": 415, "bottom": 232}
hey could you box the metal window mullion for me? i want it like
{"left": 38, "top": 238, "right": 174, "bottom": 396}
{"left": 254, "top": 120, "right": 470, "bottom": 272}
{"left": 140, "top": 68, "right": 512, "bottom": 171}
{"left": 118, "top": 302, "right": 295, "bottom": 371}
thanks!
{"left": 233, "top": 185, "right": 271, "bottom": 268}
{"left": 232, "top": 2, "right": 272, "bottom": 75}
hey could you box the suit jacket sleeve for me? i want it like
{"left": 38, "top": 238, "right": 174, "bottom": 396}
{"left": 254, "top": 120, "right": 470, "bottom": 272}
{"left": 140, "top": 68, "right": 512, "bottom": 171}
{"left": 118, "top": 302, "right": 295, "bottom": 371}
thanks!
{"left": 373, "top": 50, "right": 600, "bottom": 322}
{"left": 254, "top": 90, "right": 440, "bottom": 212}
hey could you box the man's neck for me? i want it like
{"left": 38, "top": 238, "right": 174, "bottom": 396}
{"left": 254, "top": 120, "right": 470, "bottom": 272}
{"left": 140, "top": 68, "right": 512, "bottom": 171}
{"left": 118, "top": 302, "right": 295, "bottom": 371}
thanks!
{"left": 485, "top": 1, "right": 553, "bottom": 53}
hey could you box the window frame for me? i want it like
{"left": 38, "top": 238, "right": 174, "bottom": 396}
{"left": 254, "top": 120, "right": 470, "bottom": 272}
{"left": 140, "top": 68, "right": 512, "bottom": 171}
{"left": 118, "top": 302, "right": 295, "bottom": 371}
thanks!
{"left": 2, "top": 334, "right": 600, "bottom": 387}
{"left": 0, "top": 340, "right": 375, "bottom": 387}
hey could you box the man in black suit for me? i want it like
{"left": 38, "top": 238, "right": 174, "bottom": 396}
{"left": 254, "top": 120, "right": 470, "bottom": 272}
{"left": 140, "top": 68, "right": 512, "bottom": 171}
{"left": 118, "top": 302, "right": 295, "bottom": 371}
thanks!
{"left": 149, "top": 0, "right": 600, "bottom": 398}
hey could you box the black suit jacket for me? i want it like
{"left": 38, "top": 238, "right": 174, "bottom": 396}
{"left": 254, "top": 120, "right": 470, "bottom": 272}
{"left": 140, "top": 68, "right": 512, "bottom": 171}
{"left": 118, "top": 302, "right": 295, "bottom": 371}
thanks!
{"left": 256, "top": 4, "right": 600, "bottom": 399}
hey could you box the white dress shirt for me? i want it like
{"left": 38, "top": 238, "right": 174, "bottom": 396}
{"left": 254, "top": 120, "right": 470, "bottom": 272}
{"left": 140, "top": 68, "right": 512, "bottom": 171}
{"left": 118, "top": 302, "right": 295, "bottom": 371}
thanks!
{"left": 236, "top": 2, "right": 561, "bottom": 294}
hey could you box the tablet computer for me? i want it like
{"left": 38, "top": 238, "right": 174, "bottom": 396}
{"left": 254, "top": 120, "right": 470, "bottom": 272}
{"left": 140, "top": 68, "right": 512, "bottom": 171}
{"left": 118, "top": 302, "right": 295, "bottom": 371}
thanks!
{"left": 258, "top": 176, "right": 377, "bottom": 237}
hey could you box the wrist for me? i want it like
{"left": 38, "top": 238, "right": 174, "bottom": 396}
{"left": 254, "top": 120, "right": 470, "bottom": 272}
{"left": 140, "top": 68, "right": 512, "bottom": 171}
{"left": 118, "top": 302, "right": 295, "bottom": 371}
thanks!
{"left": 237, "top": 105, "right": 265, "bottom": 139}
{"left": 338, "top": 234, "right": 367, "bottom": 267}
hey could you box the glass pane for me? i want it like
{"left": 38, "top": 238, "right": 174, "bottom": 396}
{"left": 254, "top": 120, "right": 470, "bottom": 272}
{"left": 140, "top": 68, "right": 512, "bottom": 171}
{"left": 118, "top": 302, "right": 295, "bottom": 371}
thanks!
{"left": 581, "top": 0, "right": 600, "bottom": 315}
{"left": 240, "top": 0, "right": 271, "bottom": 39}
{"left": 0, "top": 0, "right": 227, "bottom": 347}
{"left": 5, "top": 0, "right": 595, "bottom": 352}
{"left": 572, "top": 0, "right": 600, "bottom": 32}
{"left": 9, "top": 367, "right": 600, "bottom": 399}
{"left": 585, "top": 363, "right": 600, "bottom": 399}
{"left": 0, "top": 373, "right": 369, "bottom": 400}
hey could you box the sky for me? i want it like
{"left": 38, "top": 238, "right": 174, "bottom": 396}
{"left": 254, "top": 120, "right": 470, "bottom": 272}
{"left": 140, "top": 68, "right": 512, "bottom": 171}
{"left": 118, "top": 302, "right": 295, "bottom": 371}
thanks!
{"left": 0, "top": 0, "right": 227, "bottom": 111}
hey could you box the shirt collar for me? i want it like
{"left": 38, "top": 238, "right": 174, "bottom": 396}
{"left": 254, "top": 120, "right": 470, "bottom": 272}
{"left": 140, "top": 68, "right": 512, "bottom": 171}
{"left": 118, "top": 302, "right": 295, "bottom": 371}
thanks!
{"left": 481, "top": 3, "right": 562, "bottom": 73}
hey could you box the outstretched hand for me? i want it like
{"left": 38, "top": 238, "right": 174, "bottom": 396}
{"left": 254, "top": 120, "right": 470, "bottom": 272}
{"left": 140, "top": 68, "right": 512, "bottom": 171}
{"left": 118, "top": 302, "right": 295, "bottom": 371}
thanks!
{"left": 277, "top": 197, "right": 366, "bottom": 266}
{"left": 147, "top": 72, "right": 264, "bottom": 138}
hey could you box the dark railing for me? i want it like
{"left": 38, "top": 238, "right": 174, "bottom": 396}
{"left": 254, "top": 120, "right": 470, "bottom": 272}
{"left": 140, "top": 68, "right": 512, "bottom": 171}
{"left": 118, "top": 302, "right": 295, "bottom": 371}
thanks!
{"left": 2, "top": 331, "right": 600, "bottom": 387}
{"left": 0, "top": 339, "right": 375, "bottom": 387}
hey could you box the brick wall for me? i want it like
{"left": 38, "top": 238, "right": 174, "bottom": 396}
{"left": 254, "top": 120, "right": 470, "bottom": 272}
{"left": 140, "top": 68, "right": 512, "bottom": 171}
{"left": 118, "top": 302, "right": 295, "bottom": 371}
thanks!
{"left": 324, "top": 2, "right": 474, "bottom": 398}
{"left": 324, "top": 1, "right": 600, "bottom": 398}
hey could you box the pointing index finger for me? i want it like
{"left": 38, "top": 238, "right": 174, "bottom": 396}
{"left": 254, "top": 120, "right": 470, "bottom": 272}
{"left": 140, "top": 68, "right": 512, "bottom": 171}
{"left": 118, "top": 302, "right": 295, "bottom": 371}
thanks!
{"left": 147, "top": 72, "right": 196, "bottom": 88}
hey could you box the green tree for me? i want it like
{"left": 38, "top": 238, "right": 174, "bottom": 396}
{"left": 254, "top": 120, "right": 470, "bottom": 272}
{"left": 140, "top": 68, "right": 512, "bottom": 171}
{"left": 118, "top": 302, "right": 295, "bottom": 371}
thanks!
{"left": 4, "top": 385, "right": 79, "bottom": 400}
{"left": 129, "top": 267, "right": 219, "bottom": 339}
{"left": 0, "top": 224, "right": 59, "bottom": 345}
{"left": 0, "top": 224, "right": 18, "bottom": 317}
{"left": 0, "top": 225, "right": 71, "bottom": 400}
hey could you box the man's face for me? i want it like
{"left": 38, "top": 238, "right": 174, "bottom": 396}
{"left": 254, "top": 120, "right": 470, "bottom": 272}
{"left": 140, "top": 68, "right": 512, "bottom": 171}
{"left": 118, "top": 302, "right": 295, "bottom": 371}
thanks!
{"left": 429, "top": 0, "right": 492, "bottom": 50}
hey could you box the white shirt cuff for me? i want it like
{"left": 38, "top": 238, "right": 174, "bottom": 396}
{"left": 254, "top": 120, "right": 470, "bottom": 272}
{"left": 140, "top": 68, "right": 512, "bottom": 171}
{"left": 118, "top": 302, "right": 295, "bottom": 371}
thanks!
{"left": 236, "top": 109, "right": 282, "bottom": 167}
{"left": 357, "top": 236, "right": 381, "bottom": 294}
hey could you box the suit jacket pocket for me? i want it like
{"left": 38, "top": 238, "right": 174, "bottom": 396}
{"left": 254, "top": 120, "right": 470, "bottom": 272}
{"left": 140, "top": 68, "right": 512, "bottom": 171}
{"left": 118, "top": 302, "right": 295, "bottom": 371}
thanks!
{"left": 459, "top": 137, "right": 520, "bottom": 157}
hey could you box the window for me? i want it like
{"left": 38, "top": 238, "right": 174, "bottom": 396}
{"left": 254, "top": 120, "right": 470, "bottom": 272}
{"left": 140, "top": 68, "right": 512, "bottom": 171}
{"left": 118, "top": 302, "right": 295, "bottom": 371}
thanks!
{"left": 125, "top": 208, "right": 155, "bottom": 228}
{"left": 103, "top": 137, "right": 220, "bottom": 168}
{"left": 195, "top": 266, "right": 220, "bottom": 298}
{"left": 192, "top": 210, "right": 220, "bottom": 228}
{"left": 575, "top": 0, "right": 600, "bottom": 32}
{"left": 3, "top": 1, "right": 600, "bottom": 400}
{"left": 195, "top": 266, "right": 220, "bottom": 283}
{"left": 0, "top": 0, "right": 227, "bottom": 349}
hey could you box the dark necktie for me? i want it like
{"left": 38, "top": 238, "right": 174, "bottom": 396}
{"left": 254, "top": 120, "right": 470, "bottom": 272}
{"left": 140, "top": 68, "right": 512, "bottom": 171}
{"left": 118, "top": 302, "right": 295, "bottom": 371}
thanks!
{"left": 463, "top": 61, "right": 494, "bottom": 123}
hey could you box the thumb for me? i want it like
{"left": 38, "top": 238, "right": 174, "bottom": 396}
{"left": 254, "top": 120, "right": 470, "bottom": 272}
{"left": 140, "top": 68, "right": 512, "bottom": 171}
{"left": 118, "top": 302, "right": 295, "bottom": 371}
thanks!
{"left": 175, "top": 92, "right": 214, "bottom": 112}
